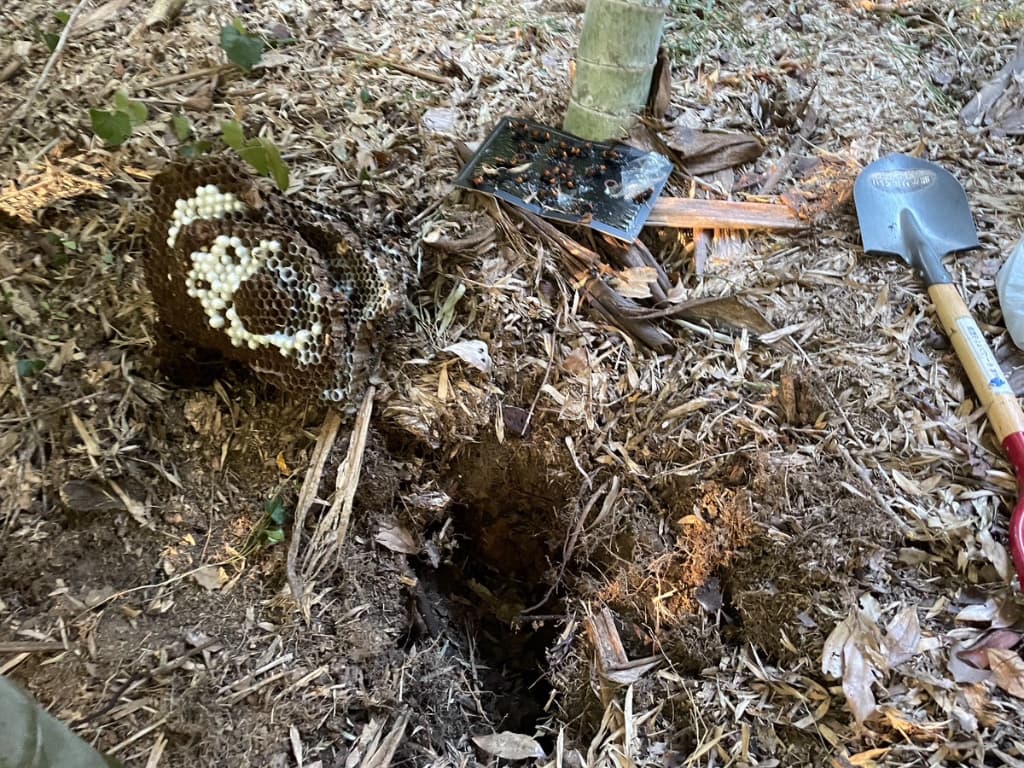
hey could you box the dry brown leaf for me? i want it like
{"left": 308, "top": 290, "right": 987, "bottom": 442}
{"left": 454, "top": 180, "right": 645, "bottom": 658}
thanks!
{"left": 822, "top": 613, "right": 855, "bottom": 678}
{"left": 443, "top": 340, "right": 492, "bottom": 372}
{"left": 957, "top": 629, "right": 1021, "bottom": 669}
{"left": 664, "top": 127, "right": 763, "bottom": 175}
{"left": 677, "top": 295, "right": 774, "bottom": 334}
{"left": 845, "top": 747, "right": 890, "bottom": 767}
{"left": 471, "top": 732, "right": 545, "bottom": 761}
{"left": 602, "top": 655, "right": 661, "bottom": 685}
{"left": 144, "top": 0, "right": 187, "bottom": 27}
{"left": 823, "top": 610, "right": 881, "bottom": 724}
{"left": 884, "top": 606, "right": 922, "bottom": 667}
{"left": 562, "top": 347, "right": 589, "bottom": 376}
{"left": 978, "top": 528, "right": 1013, "bottom": 582}
{"left": 611, "top": 266, "right": 658, "bottom": 299}
{"left": 948, "top": 638, "right": 993, "bottom": 684}
{"left": 843, "top": 639, "right": 877, "bottom": 723}
{"left": 375, "top": 521, "right": 419, "bottom": 555}
{"left": 986, "top": 648, "right": 1024, "bottom": 698}
{"left": 192, "top": 565, "right": 226, "bottom": 591}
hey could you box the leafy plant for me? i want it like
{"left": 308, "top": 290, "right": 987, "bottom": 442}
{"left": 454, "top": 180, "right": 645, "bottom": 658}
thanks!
{"left": 171, "top": 113, "right": 192, "bottom": 142}
{"left": 90, "top": 90, "right": 149, "bottom": 147}
{"left": 262, "top": 496, "right": 288, "bottom": 545}
{"left": 220, "top": 20, "right": 265, "bottom": 71}
{"left": 37, "top": 10, "right": 69, "bottom": 52}
{"left": 16, "top": 359, "right": 45, "bottom": 378}
{"left": 171, "top": 113, "right": 212, "bottom": 157}
{"left": 242, "top": 495, "right": 290, "bottom": 553}
{"left": 221, "top": 119, "right": 289, "bottom": 190}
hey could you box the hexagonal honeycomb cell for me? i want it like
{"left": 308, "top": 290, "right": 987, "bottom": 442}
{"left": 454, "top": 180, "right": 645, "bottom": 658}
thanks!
{"left": 144, "top": 157, "right": 402, "bottom": 405}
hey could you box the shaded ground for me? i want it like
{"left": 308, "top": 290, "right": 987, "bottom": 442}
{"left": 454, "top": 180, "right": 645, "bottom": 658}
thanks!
{"left": 2, "top": 0, "right": 1024, "bottom": 766}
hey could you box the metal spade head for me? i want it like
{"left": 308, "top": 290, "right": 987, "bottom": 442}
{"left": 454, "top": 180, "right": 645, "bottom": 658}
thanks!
{"left": 853, "top": 153, "right": 979, "bottom": 285}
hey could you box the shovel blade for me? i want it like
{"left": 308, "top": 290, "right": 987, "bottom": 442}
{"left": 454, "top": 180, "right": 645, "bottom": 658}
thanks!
{"left": 854, "top": 153, "right": 979, "bottom": 267}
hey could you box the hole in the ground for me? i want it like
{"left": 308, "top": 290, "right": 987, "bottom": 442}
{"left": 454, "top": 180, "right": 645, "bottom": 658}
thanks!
{"left": 434, "top": 437, "right": 576, "bottom": 734}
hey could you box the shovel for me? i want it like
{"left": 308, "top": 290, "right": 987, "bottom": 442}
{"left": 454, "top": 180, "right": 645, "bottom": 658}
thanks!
{"left": 854, "top": 153, "right": 1024, "bottom": 587}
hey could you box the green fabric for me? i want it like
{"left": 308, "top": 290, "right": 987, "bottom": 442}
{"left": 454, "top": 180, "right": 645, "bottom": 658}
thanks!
{"left": 0, "top": 677, "right": 118, "bottom": 768}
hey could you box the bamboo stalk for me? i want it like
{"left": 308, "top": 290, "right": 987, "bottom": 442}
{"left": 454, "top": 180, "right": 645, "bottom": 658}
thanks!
{"left": 563, "top": 0, "right": 668, "bottom": 140}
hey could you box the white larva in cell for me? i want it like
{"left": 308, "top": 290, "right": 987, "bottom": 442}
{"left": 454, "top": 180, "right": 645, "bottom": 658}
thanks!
{"left": 210, "top": 315, "right": 225, "bottom": 329}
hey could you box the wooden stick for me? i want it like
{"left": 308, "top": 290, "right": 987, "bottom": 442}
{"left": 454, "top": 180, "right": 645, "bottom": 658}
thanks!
{"left": 645, "top": 197, "right": 804, "bottom": 230}
{"left": 0, "top": 641, "right": 66, "bottom": 654}
{"left": 286, "top": 409, "right": 342, "bottom": 609}
{"left": 335, "top": 44, "right": 451, "bottom": 85}
{"left": 143, "top": 64, "right": 232, "bottom": 88}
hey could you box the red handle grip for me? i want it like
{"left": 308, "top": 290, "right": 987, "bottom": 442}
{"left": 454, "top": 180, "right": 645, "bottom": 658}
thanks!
{"left": 1002, "top": 432, "right": 1024, "bottom": 586}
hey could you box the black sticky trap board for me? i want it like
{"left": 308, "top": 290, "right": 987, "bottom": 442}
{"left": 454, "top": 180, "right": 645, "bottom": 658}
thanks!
{"left": 454, "top": 116, "right": 673, "bottom": 242}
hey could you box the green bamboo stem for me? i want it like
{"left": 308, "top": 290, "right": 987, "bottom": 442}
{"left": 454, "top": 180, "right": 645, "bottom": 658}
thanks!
{"left": 563, "top": 0, "right": 668, "bottom": 141}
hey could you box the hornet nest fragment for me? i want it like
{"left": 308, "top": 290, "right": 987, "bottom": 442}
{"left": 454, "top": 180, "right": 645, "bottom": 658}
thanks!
{"left": 144, "top": 157, "right": 402, "bottom": 405}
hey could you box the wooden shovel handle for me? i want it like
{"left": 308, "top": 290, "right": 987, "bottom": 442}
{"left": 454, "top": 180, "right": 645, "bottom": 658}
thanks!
{"left": 928, "top": 283, "right": 1024, "bottom": 442}
{"left": 930, "top": 283, "right": 1024, "bottom": 585}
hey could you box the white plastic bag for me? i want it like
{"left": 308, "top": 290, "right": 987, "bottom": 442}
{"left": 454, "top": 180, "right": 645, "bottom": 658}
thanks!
{"left": 996, "top": 237, "right": 1024, "bottom": 351}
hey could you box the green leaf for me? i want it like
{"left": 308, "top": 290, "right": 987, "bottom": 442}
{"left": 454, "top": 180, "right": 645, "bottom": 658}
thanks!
{"left": 263, "top": 528, "right": 285, "bottom": 544}
{"left": 222, "top": 121, "right": 289, "bottom": 190}
{"left": 258, "top": 139, "right": 289, "bottom": 191}
{"left": 180, "top": 140, "right": 212, "bottom": 158}
{"left": 238, "top": 141, "right": 289, "bottom": 191}
{"left": 90, "top": 109, "right": 133, "bottom": 146}
{"left": 220, "top": 24, "right": 264, "bottom": 71}
{"left": 237, "top": 143, "right": 269, "bottom": 176}
{"left": 53, "top": 10, "right": 70, "bottom": 24}
{"left": 171, "top": 113, "right": 192, "bottom": 141}
{"left": 16, "top": 359, "right": 45, "bottom": 378}
{"left": 113, "top": 90, "right": 148, "bottom": 127}
{"left": 265, "top": 497, "right": 287, "bottom": 525}
{"left": 43, "top": 31, "right": 60, "bottom": 51}
{"left": 220, "top": 119, "right": 245, "bottom": 150}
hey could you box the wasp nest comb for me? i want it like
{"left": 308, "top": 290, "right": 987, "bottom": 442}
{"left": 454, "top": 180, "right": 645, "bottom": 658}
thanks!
{"left": 144, "top": 157, "right": 401, "bottom": 404}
